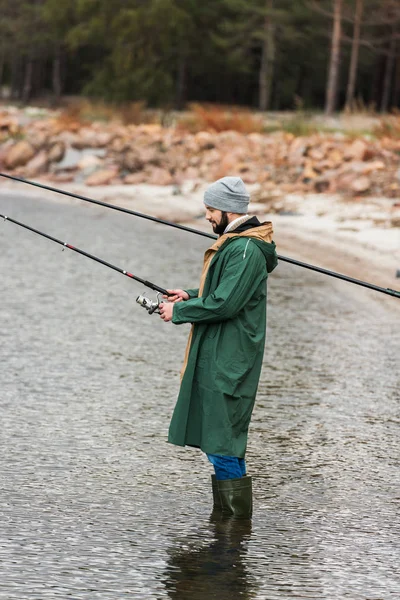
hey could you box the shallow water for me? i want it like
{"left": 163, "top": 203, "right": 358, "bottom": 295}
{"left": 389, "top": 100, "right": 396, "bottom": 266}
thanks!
{"left": 0, "top": 193, "right": 399, "bottom": 599}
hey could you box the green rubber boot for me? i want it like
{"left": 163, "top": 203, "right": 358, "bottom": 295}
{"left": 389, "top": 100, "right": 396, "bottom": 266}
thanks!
{"left": 211, "top": 474, "right": 222, "bottom": 511}
{"left": 217, "top": 476, "right": 253, "bottom": 519}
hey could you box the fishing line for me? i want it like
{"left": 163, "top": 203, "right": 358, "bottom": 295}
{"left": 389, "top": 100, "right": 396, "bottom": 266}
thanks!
{"left": 1, "top": 172, "right": 399, "bottom": 298}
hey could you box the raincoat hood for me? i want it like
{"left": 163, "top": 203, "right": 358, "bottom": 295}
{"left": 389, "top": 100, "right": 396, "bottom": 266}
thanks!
{"left": 235, "top": 221, "right": 278, "bottom": 274}
{"left": 216, "top": 218, "right": 278, "bottom": 274}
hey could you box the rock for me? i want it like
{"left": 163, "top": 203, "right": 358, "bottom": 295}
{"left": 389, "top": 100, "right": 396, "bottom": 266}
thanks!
{"left": 342, "top": 159, "right": 384, "bottom": 176}
{"left": 236, "top": 162, "right": 250, "bottom": 174}
{"left": 247, "top": 132, "right": 264, "bottom": 145}
{"left": 95, "top": 132, "right": 114, "bottom": 148}
{"left": 46, "top": 172, "right": 75, "bottom": 183}
{"left": 48, "top": 142, "right": 66, "bottom": 163}
{"left": 325, "top": 148, "right": 344, "bottom": 168}
{"left": 123, "top": 172, "right": 148, "bottom": 184}
{"left": 194, "top": 131, "right": 215, "bottom": 150}
{"left": 72, "top": 127, "right": 98, "bottom": 149}
{"left": 183, "top": 166, "right": 200, "bottom": 180}
{"left": 344, "top": 139, "right": 368, "bottom": 161}
{"left": 216, "top": 131, "right": 243, "bottom": 147}
{"left": 215, "top": 153, "right": 239, "bottom": 177}
{"left": 109, "top": 137, "right": 129, "bottom": 153}
{"left": 0, "top": 139, "right": 14, "bottom": 167}
{"left": 136, "top": 124, "right": 163, "bottom": 135}
{"left": 77, "top": 154, "right": 103, "bottom": 170}
{"left": 121, "top": 150, "right": 143, "bottom": 172}
{"left": 203, "top": 148, "right": 221, "bottom": 166}
{"left": 136, "top": 147, "right": 160, "bottom": 165}
{"left": 110, "top": 177, "right": 124, "bottom": 185}
{"left": 241, "top": 171, "right": 258, "bottom": 184}
{"left": 302, "top": 166, "right": 318, "bottom": 182}
{"left": 85, "top": 169, "right": 118, "bottom": 186}
{"left": 72, "top": 127, "right": 114, "bottom": 149}
{"left": 4, "top": 140, "right": 35, "bottom": 169}
{"left": 56, "top": 130, "right": 79, "bottom": 146}
{"left": 351, "top": 176, "right": 371, "bottom": 193}
{"left": 333, "top": 172, "right": 357, "bottom": 193}
{"left": 147, "top": 168, "right": 173, "bottom": 186}
{"left": 288, "top": 137, "right": 307, "bottom": 166}
{"left": 360, "top": 160, "right": 385, "bottom": 175}
{"left": 314, "top": 178, "right": 331, "bottom": 193}
{"left": 0, "top": 113, "right": 19, "bottom": 137}
{"left": 27, "top": 131, "right": 49, "bottom": 150}
{"left": 24, "top": 150, "right": 49, "bottom": 177}
{"left": 307, "top": 147, "right": 326, "bottom": 161}
{"left": 313, "top": 169, "right": 338, "bottom": 193}
{"left": 257, "top": 170, "right": 271, "bottom": 184}
{"left": 189, "top": 155, "right": 201, "bottom": 167}
{"left": 348, "top": 160, "right": 371, "bottom": 174}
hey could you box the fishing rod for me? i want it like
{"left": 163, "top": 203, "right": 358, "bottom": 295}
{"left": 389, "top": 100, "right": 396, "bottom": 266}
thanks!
{"left": 1, "top": 212, "right": 167, "bottom": 314}
{"left": 1, "top": 172, "right": 399, "bottom": 299}
{"left": 0, "top": 172, "right": 214, "bottom": 240}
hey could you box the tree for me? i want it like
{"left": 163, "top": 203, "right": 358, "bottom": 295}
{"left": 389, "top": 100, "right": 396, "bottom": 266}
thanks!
{"left": 340, "top": 0, "right": 400, "bottom": 111}
{"left": 259, "top": 0, "right": 275, "bottom": 111}
{"left": 325, "top": 0, "right": 343, "bottom": 115}
{"left": 42, "top": 0, "right": 77, "bottom": 102}
{"left": 378, "top": 1, "right": 400, "bottom": 111}
{"left": 1, "top": 0, "right": 400, "bottom": 111}
{"left": 68, "top": 0, "right": 209, "bottom": 106}
{"left": 0, "top": 0, "right": 51, "bottom": 103}
{"left": 216, "top": 0, "right": 307, "bottom": 110}
{"left": 345, "top": 0, "right": 363, "bottom": 110}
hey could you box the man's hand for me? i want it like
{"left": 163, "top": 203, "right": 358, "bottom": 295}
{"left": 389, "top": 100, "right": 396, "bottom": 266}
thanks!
{"left": 163, "top": 289, "right": 189, "bottom": 303}
{"left": 159, "top": 302, "right": 174, "bottom": 322}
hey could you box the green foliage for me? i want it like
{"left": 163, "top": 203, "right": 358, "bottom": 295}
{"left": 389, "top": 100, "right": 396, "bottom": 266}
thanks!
{"left": 1, "top": 0, "right": 399, "bottom": 111}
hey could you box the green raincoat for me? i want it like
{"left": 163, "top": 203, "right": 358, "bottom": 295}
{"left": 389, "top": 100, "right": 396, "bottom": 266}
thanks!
{"left": 169, "top": 220, "right": 278, "bottom": 458}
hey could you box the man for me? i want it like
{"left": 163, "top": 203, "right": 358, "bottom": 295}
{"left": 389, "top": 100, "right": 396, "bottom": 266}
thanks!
{"left": 159, "top": 176, "right": 277, "bottom": 519}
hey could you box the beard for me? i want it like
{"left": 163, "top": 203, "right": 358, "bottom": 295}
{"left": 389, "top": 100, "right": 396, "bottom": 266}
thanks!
{"left": 212, "top": 211, "right": 229, "bottom": 235}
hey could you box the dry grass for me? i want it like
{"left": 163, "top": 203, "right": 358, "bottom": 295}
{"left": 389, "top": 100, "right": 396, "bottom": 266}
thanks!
{"left": 55, "top": 99, "right": 150, "bottom": 127}
{"left": 114, "top": 101, "right": 148, "bottom": 125}
{"left": 54, "top": 102, "right": 84, "bottom": 132}
{"left": 343, "top": 98, "right": 377, "bottom": 115}
{"left": 374, "top": 112, "right": 400, "bottom": 138}
{"left": 177, "top": 103, "right": 264, "bottom": 134}
{"left": 272, "top": 115, "right": 320, "bottom": 137}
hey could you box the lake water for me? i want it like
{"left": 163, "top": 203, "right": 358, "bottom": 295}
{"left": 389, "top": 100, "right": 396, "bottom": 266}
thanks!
{"left": 0, "top": 192, "right": 399, "bottom": 599}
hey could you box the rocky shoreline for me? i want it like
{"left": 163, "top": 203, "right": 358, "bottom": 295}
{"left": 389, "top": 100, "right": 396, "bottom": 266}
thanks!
{"left": 1, "top": 106, "right": 399, "bottom": 310}
{"left": 1, "top": 106, "right": 400, "bottom": 205}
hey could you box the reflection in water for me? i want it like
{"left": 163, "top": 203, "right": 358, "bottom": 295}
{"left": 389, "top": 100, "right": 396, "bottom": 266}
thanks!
{"left": 164, "top": 514, "right": 256, "bottom": 600}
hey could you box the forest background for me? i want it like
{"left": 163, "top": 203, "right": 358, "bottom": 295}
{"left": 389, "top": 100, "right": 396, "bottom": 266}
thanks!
{"left": 1, "top": 0, "right": 400, "bottom": 115}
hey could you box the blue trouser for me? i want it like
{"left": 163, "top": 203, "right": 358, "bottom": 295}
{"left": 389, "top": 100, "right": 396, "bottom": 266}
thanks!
{"left": 207, "top": 454, "right": 246, "bottom": 480}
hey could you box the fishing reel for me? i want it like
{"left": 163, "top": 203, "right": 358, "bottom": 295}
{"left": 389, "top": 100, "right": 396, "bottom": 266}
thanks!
{"left": 136, "top": 292, "right": 163, "bottom": 315}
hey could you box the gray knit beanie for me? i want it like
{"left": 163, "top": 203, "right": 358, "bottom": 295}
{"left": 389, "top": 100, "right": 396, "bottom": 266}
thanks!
{"left": 204, "top": 176, "right": 250, "bottom": 214}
